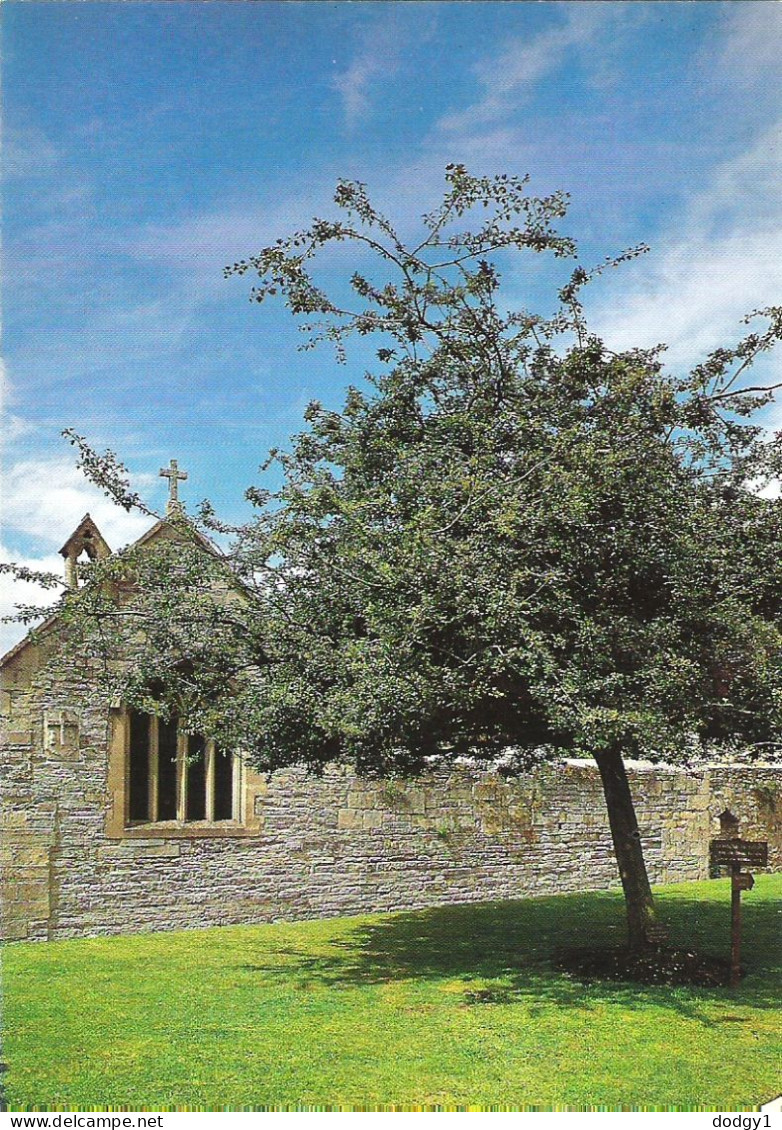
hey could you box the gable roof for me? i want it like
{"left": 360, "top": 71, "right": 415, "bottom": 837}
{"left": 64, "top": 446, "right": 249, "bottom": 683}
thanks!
{"left": 0, "top": 511, "right": 219, "bottom": 669}
{"left": 130, "top": 516, "right": 217, "bottom": 555}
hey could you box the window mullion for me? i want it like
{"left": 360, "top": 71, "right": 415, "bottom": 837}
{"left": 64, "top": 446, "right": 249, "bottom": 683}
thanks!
{"left": 206, "top": 741, "right": 215, "bottom": 823}
{"left": 233, "top": 754, "right": 241, "bottom": 823}
{"left": 123, "top": 707, "right": 131, "bottom": 824}
{"left": 150, "top": 717, "right": 159, "bottom": 821}
{"left": 177, "top": 728, "right": 187, "bottom": 822}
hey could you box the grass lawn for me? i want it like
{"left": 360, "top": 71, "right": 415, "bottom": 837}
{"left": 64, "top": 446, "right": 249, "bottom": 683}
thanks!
{"left": 2, "top": 876, "right": 780, "bottom": 1111}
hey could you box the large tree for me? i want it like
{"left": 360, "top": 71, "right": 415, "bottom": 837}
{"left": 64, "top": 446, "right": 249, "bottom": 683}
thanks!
{"left": 14, "top": 168, "right": 782, "bottom": 952}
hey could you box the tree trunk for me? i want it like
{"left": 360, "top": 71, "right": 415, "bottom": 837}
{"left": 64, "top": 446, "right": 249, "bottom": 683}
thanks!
{"left": 595, "top": 745, "right": 663, "bottom": 952}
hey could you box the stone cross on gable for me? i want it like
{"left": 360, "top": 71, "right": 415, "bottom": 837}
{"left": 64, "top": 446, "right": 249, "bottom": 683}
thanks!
{"left": 159, "top": 459, "right": 188, "bottom": 515}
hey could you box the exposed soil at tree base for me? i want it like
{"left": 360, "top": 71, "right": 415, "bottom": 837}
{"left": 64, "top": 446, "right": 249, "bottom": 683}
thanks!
{"left": 554, "top": 946, "right": 736, "bottom": 987}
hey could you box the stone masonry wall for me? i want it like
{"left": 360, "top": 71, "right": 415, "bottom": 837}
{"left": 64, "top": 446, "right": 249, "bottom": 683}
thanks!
{"left": 2, "top": 639, "right": 781, "bottom": 942}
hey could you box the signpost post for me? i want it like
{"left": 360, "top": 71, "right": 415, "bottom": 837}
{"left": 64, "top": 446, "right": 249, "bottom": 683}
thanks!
{"left": 730, "top": 866, "right": 752, "bottom": 988}
{"left": 709, "top": 827, "right": 768, "bottom": 989}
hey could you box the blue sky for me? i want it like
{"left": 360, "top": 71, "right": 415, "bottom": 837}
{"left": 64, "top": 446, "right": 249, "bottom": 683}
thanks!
{"left": 2, "top": 1, "right": 781, "bottom": 650}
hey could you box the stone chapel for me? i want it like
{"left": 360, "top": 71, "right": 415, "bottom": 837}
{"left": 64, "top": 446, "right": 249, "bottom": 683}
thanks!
{"left": 1, "top": 463, "right": 780, "bottom": 941}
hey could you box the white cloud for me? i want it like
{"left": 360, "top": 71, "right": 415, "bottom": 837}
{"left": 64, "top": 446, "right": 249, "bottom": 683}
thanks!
{"left": 711, "top": 2, "right": 782, "bottom": 90}
{"left": 590, "top": 123, "right": 782, "bottom": 375}
{"left": 0, "top": 544, "right": 64, "bottom": 656}
{"left": 3, "top": 414, "right": 36, "bottom": 445}
{"left": 2, "top": 124, "right": 60, "bottom": 181}
{"left": 330, "top": 9, "right": 428, "bottom": 130}
{"left": 0, "top": 456, "right": 160, "bottom": 654}
{"left": 754, "top": 479, "right": 781, "bottom": 501}
{"left": 438, "top": 5, "right": 624, "bottom": 134}
{"left": 0, "top": 362, "right": 33, "bottom": 449}
{"left": 106, "top": 184, "right": 337, "bottom": 272}
{"left": 2, "top": 456, "right": 154, "bottom": 550}
{"left": 332, "top": 47, "right": 392, "bottom": 132}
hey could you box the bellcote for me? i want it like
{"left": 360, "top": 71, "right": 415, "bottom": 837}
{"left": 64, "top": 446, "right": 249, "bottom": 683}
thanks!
{"left": 59, "top": 514, "right": 112, "bottom": 589}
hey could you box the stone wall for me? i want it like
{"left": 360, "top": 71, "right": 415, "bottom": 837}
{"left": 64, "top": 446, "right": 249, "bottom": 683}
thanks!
{"left": 2, "top": 637, "right": 781, "bottom": 942}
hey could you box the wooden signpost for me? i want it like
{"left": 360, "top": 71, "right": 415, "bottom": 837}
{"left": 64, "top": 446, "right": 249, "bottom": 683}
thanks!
{"left": 709, "top": 815, "right": 769, "bottom": 989}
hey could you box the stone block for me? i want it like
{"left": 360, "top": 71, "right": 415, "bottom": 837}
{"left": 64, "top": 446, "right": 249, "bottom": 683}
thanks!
{"left": 375, "top": 784, "right": 411, "bottom": 811}
{"left": 1, "top": 809, "right": 32, "bottom": 831}
{"left": 1, "top": 915, "right": 31, "bottom": 941}
{"left": 10, "top": 846, "right": 50, "bottom": 869}
{"left": 4, "top": 731, "right": 33, "bottom": 746}
{"left": 10, "top": 879, "right": 50, "bottom": 908}
{"left": 337, "top": 808, "right": 363, "bottom": 830}
{"left": 405, "top": 788, "right": 426, "bottom": 815}
{"left": 473, "top": 779, "right": 505, "bottom": 802}
{"left": 129, "top": 842, "right": 181, "bottom": 859}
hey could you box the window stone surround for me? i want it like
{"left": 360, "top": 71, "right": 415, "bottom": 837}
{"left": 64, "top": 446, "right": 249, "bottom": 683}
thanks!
{"left": 105, "top": 707, "right": 260, "bottom": 839}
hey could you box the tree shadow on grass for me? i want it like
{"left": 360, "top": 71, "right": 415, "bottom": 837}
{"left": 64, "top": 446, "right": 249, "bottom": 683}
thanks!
{"left": 238, "top": 885, "right": 780, "bottom": 1024}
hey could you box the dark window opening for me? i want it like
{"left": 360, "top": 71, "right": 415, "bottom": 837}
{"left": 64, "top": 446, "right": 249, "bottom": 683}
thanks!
{"left": 186, "top": 734, "right": 207, "bottom": 821}
{"left": 158, "top": 716, "right": 178, "bottom": 820}
{"left": 213, "top": 745, "right": 234, "bottom": 821}
{"left": 128, "top": 710, "right": 150, "bottom": 821}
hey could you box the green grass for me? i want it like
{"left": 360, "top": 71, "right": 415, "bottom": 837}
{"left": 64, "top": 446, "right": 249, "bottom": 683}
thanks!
{"left": 3, "top": 876, "right": 780, "bottom": 1111}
